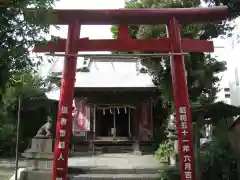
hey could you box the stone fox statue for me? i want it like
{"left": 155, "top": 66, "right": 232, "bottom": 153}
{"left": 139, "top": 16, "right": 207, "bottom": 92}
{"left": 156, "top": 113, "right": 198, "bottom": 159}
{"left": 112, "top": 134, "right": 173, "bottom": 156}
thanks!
{"left": 36, "top": 116, "right": 52, "bottom": 138}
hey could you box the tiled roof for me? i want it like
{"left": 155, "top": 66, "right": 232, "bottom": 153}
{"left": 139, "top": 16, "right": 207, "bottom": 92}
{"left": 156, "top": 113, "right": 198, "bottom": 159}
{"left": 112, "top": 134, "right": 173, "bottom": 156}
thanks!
{"left": 49, "top": 56, "right": 155, "bottom": 88}
{"left": 46, "top": 56, "right": 155, "bottom": 101}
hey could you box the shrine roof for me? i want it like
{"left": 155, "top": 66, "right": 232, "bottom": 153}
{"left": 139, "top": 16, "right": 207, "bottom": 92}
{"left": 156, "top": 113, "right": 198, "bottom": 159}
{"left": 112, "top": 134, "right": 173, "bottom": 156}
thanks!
{"left": 49, "top": 56, "right": 155, "bottom": 87}
{"left": 192, "top": 102, "right": 240, "bottom": 120}
{"left": 46, "top": 56, "right": 155, "bottom": 101}
{"left": 25, "top": 7, "right": 228, "bottom": 25}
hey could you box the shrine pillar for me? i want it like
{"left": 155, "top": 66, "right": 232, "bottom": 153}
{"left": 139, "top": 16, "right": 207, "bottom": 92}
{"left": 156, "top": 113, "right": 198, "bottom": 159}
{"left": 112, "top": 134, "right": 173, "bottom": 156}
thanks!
{"left": 139, "top": 99, "right": 153, "bottom": 141}
{"left": 132, "top": 99, "right": 153, "bottom": 154}
{"left": 132, "top": 104, "right": 141, "bottom": 155}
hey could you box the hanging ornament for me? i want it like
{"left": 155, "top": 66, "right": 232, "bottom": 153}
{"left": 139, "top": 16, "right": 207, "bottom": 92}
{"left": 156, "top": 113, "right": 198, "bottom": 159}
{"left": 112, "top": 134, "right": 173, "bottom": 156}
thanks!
{"left": 124, "top": 107, "right": 127, "bottom": 114}
{"left": 110, "top": 108, "right": 112, "bottom": 114}
{"left": 117, "top": 108, "right": 120, "bottom": 114}
{"left": 103, "top": 108, "right": 105, "bottom": 115}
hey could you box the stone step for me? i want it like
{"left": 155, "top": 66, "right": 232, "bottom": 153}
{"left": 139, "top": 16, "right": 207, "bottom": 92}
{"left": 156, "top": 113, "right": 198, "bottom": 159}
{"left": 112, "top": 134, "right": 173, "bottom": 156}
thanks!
{"left": 70, "top": 151, "right": 97, "bottom": 157}
{"left": 68, "top": 173, "right": 158, "bottom": 180}
{"left": 72, "top": 147, "right": 135, "bottom": 154}
{"left": 68, "top": 167, "right": 158, "bottom": 175}
{"left": 17, "top": 169, "right": 157, "bottom": 180}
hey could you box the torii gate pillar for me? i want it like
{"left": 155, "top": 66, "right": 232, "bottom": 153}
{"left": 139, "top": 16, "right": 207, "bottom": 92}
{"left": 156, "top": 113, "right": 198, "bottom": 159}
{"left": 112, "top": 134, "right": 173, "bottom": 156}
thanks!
{"left": 29, "top": 6, "right": 228, "bottom": 180}
{"left": 168, "top": 17, "right": 196, "bottom": 180}
{"left": 51, "top": 21, "right": 80, "bottom": 180}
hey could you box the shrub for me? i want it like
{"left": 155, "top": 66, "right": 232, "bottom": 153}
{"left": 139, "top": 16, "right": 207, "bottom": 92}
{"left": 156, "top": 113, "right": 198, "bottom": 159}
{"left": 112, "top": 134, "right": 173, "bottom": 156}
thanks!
{"left": 155, "top": 140, "right": 174, "bottom": 163}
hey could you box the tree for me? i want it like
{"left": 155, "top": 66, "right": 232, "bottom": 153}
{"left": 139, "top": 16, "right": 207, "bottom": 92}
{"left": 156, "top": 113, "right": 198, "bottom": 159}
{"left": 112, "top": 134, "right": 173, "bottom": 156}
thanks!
{"left": 200, "top": 119, "right": 237, "bottom": 180}
{"left": 0, "top": 0, "right": 58, "bottom": 155}
{"left": 111, "top": 0, "right": 228, "bottom": 108}
{"left": 0, "top": 70, "right": 51, "bottom": 156}
{"left": 206, "top": 0, "right": 240, "bottom": 18}
{"left": 0, "top": 0, "right": 57, "bottom": 102}
{"left": 111, "top": 1, "right": 237, "bottom": 179}
{"left": 111, "top": 0, "right": 230, "bottom": 164}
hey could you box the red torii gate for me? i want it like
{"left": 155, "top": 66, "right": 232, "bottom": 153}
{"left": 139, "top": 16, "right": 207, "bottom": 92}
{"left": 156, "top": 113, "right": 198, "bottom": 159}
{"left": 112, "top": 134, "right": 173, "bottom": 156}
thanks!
{"left": 30, "top": 7, "right": 228, "bottom": 180}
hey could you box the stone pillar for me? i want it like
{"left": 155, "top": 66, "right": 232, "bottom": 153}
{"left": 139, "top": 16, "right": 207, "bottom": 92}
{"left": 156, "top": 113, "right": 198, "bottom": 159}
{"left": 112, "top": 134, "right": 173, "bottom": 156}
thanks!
{"left": 132, "top": 104, "right": 142, "bottom": 155}
{"left": 22, "top": 137, "right": 53, "bottom": 170}
{"left": 167, "top": 114, "right": 179, "bottom": 166}
{"left": 193, "top": 119, "right": 201, "bottom": 180}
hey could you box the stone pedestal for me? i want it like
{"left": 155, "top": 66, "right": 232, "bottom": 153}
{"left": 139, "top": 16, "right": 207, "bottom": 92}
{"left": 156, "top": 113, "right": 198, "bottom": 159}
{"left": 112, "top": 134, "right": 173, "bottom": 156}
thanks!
{"left": 22, "top": 137, "right": 53, "bottom": 170}
{"left": 132, "top": 139, "right": 142, "bottom": 156}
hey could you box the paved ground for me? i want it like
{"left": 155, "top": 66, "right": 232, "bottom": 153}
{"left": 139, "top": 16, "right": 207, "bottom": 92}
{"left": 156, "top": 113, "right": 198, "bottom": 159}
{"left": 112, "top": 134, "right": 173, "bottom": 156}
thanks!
{"left": 0, "top": 159, "right": 25, "bottom": 180}
{"left": 0, "top": 153, "right": 160, "bottom": 179}
{"left": 0, "top": 159, "right": 26, "bottom": 169}
{"left": 68, "top": 153, "right": 160, "bottom": 169}
{"left": 0, "top": 153, "right": 160, "bottom": 170}
{"left": 0, "top": 169, "right": 13, "bottom": 180}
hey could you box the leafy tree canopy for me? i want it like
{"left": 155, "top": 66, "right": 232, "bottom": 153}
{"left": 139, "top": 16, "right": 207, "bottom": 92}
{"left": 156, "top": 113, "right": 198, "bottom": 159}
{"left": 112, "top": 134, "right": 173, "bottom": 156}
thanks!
{"left": 0, "top": 70, "right": 51, "bottom": 156}
{"left": 0, "top": 0, "right": 57, "bottom": 102}
{"left": 111, "top": 0, "right": 229, "bottom": 109}
{"left": 208, "top": 0, "right": 240, "bottom": 18}
{"left": 0, "top": 0, "right": 57, "bottom": 155}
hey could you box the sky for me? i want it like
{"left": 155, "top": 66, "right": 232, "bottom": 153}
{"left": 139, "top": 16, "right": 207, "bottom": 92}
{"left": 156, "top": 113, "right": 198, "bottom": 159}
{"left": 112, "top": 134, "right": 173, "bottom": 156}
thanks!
{"left": 39, "top": 0, "right": 125, "bottom": 76}
{"left": 39, "top": 0, "right": 240, "bottom": 103}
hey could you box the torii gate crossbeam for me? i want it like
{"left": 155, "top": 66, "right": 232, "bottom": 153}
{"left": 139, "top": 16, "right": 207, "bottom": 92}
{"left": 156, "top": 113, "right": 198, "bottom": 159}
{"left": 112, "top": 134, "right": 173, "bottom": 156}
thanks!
{"left": 28, "top": 6, "right": 228, "bottom": 180}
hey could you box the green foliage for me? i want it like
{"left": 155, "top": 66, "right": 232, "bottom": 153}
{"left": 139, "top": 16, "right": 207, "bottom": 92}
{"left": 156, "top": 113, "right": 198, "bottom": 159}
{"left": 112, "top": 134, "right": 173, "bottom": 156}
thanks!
{"left": 113, "top": 0, "right": 235, "bottom": 179}
{"left": 0, "top": 0, "right": 58, "bottom": 156}
{"left": 205, "top": 0, "right": 240, "bottom": 19}
{"left": 158, "top": 170, "right": 172, "bottom": 180}
{"left": 200, "top": 120, "right": 238, "bottom": 180}
{"left": 0, "top": 71, "right": 51, "bottom": 156}
{"left": 112, "top": 0, "right": 229, "bottom": 146}
{"left": 155, "top": 140, "right": 174, "bottom": 162}
{"left": 112, "top": 0, "right": 228, "bottom": 111}
{"left": 0, "top": 124, "right": 16, "bottom": 156}
{"left": 0, "top": 0, "right": 57, "bottom": 102}
{"left": 158, "top": 169, "right": 180, "bottom": 180}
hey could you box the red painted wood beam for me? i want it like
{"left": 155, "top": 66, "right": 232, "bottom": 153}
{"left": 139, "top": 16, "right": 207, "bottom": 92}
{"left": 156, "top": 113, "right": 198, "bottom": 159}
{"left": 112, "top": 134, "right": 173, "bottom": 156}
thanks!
{"left": 25, "top": 7, "right": 228, "bottom": 25}
{"left": 33, "top": 38, "right": 214, "bottom": 53}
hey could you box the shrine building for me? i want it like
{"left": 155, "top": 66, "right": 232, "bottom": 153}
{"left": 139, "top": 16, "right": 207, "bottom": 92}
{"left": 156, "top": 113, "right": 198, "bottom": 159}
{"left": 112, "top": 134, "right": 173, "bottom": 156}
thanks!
{"left": 47, "top": 56, "right": 158, "bottom": 154}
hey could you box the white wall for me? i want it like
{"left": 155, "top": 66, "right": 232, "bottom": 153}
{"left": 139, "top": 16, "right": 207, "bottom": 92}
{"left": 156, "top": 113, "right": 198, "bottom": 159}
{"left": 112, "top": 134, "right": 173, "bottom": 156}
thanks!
{"left": 216, "top": 17, "right": 240, "bottom": 106}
